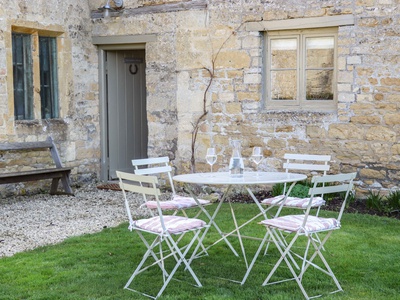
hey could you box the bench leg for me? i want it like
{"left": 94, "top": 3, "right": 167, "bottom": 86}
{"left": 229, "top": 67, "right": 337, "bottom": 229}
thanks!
{"left": 61, "top": 174, "right": 74, "bottom": 195}
{"left": 50, "top": 178, "right": 61, "bottom": 195}
{"left": 50, "top": 175, "right": 73, "bottom": 195}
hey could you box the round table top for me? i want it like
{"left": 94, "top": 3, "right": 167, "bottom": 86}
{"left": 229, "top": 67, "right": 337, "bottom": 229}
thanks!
{"left": 173, "top": 171, "right": 307, "bottom": 185}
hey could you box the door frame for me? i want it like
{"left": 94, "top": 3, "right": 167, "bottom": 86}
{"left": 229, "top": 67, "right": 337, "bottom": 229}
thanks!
{"left": 93, "top": 34, "right": 156, "bottom": 181}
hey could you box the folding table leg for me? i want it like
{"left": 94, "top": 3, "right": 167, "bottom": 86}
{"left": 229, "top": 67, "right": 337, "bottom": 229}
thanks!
{"left": 186, "top": 184, "right": 239, "bottom": 260}
{"left": 241, "top": 230, "right": 270, "bottom": 284}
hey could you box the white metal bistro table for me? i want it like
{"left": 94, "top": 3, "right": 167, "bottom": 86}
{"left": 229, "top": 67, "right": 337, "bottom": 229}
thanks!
{"left": 173, "top": 171, "right": 307, "bottom": 273}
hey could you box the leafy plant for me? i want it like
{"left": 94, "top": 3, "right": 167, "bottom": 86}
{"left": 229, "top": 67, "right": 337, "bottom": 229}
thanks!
{"left": 288, "top": 184, "right": 310, "bottom": 198}
{"left": 366, "top": 191, "right": 386, "bottom": 212}
{"left": 344, "top": 190, "right": 356, "bottom": 208}
{"left": 271, "top": 182, "right": 284, "bottom": 196}
{"left": 272, "top": 181, "right": 311, "bottom": 198}
{"left": 386, "top": 190, "right": 400, "bottom": 212}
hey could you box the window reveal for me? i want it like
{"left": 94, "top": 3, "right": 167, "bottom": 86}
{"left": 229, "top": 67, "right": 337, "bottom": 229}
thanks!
{"left": 266, "top": 29, "right": 337, "bottom": 111}
{"left": 12, "top": 31, "right": 59, "bottom": 120}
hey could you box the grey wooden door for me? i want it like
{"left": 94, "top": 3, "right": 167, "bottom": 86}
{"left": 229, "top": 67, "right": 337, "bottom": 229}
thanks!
{"left": 106, "top": 50, "right": 148, "bottom": 179}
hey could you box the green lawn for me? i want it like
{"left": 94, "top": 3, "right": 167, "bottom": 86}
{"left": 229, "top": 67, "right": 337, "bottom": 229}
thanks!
{"left": 0, "top": 203, "right": 399, "bottom": 300}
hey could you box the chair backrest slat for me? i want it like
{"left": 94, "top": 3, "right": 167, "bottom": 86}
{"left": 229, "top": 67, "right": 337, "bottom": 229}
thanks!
{"left": 120, "top": 181, "right": 161, "bottom": 196}
{"left": 132, "top": 156, "right": 176, "bottom": 195}
{"left": 131, "top": 156, "right": 169, "bottom": 166}
{"left": 283, "top": 154, "right": 331, "bottom": 174}
{"left": 283, "top": 162, "right": 330, "bottom": 172}
{"left": 134, "top": 165, "right": 173, "bottom": 176}
{"left": 284, "top": 153, "right": 331, "bottom": 161}
{"left": 310, "top": 183, "right": 353, "bottom": 196}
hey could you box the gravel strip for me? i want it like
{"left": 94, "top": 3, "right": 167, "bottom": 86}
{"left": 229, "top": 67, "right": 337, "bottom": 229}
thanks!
{"left": 0, "top": 183, "right": 152, "bottom": 258}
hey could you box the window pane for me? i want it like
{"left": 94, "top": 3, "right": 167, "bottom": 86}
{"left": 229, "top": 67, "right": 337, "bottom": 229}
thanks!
{"left": 306, "top": 70, "right": 333, "bottom": 100}
{"left": 271, "top": 38, "right": 297, "bottom": 69}
{"left": 39, "top": 36, "right": 59, "bottom": 119}
{"left": 12, "top": 33, "right": 33, "bottom": 120}
{"left": 271, "top": 70, "right": 297, "bottom": 100}
{"left": 306, "top": 37, "right": 334, "bottom": 68}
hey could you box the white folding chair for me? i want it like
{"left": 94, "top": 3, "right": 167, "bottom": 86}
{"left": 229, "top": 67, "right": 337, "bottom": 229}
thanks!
{"left": 261, "top": 154, "right": 331, "bottom": 216}
{"left": 132, "top": 157, "right": 211, "bottom": 217}
{"left": 242, "top": 172, "right": 356, "bottom": 300}
{"left": 117, "top": 171, "right": 209, "bottom": 299}
{"left": 260, "top": 154, "right": 331, "bottom": 253}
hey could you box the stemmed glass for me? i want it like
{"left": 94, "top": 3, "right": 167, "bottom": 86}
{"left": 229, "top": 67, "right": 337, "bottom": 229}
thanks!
{"left": 206, "top": 148, "right": 217, "bottom": 173}
{"left": 250, "top": 147, "right": 263, "bottom": 176}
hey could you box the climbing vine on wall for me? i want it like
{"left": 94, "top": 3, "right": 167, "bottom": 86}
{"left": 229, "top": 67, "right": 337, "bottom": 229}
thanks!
{"left": 189, "top": 22, "right": 246, "bottom": 173}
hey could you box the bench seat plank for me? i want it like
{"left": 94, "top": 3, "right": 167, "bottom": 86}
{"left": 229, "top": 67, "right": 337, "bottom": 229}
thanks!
{"left": 0, "top": 168, "right": 72, "bottom": 183}
{"left": 0, "top": 141, "right": 53, "bottom": 151}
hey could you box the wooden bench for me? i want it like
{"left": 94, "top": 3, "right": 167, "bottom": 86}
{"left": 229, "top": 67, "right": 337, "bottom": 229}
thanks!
{"left": 0, "top": 137, "right": 73, "bottom": 195}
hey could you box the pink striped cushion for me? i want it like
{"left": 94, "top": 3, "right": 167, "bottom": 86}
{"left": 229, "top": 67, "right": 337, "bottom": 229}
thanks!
{"left": 261, "top": 195, "right": 325, "bottom": 208}
{"left": 145, "top": 195, "right": 210, "bottom": 210}
{"left": 133, "top": 216, "right": 206, "bottom": 234}
{"left": 260, "top": 215, "right": 339, "bottom": 233}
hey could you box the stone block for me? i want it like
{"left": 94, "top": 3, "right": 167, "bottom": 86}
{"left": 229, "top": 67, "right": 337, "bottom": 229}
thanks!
{"left": 359, "top": 168, "right": 386, "bottom": 179}
{"left": 328, "top": 123, "right": 364, "bottom": 140}
{"left": 387, "top": 94, "right": 400, "bottom": 102}
{"left": 338, "top": 92, "right": 356, "bottom": 103}
{"left": 306, "top": 125, "right": 326, "bottom": 138}
{"left": 347, "top": 55, "right": 362, "bottom": 65}
{"left": 381, "top": 77, "right": 400, "bottom": 86}
{"left": 351, "top": 115, "right": 381, "bottom": 124}
{"left": 225, "top": 102, "right": 242, "bottom": 114}
{"left": 366, "top": 126, "right": 396, "bottom": 142}
{"left": 237, "top": 92, "right": 260, "bottom": 101}
{"left": 215, "top": 50, "right": 251, "bottom": 69}
{"left": 384, "top": 113, "right": 400, "bottom": 125}
{"left": 243, "top": 73, "right": 261, "bottom": 84}
{"left": 276, "top": 125, "right": 294, "bottom": 133}
{"left": 337, "top": 70, "right": 353, "bottom": 83}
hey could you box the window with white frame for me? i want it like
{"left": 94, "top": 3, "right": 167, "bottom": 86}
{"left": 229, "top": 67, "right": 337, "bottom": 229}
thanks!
{"left": 12, "top": 32, "right": 59, "bottom": 120}
{"left": 265, "top": 28, "right": 337, "bottom": 111}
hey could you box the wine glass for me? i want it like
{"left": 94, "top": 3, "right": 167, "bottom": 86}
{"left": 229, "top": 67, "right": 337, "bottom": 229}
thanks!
{"left": 206, "top": 148, "right": 217, "bottom": 173}
{"left": 250, "top": 147, "right": 263, "bottom": 176}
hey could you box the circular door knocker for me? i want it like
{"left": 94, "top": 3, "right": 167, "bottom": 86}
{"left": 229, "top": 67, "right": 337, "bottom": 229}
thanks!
{"left": 129, "top": 64, "right": 138, "bottom": 75}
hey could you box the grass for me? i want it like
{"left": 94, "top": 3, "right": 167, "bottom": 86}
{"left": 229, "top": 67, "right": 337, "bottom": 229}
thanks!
{"left": 0, "top": 203, "right": 399, "bottom": 300}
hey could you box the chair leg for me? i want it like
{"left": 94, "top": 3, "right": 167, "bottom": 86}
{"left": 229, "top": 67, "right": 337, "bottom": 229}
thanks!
{"left": 125, "top": 229, "right": 204, "bottom": 300}
{"left": 263, "top": 228, "right": 311, "bottom": 299}
{"left": 300, "top": 232, "right": 343, "bottom": 294}
{"left": 125, "top": 236, "right": 164, "bottom": 290}
{"left": 263, "top": 228, "right": 343, "bottom": 299}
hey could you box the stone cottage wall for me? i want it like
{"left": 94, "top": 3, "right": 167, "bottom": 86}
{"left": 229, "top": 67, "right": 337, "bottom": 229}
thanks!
{"left": 0, "top": 0, "right": 100, "bottom": 195}
{"left": 1, "top": 0, "right": 399, "bottom": 197}
{"left": 91, "top": 0, "right": 400, "bottom": 197}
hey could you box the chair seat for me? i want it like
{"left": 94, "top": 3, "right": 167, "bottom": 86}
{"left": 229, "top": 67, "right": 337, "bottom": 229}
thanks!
{"left": 261, "top": 195, "right": 325, "bottom": 208}
{"left": 145, "top": 195, "right": 210, "bottom": 210}
{"left": 133, "top": 215, "right": 206, "bottom": 234}
{"left": 260, "top": 215, "right": 340, "bottom": 233}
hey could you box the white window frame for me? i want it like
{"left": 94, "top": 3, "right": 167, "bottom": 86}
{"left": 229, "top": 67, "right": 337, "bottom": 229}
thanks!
{"left": 245, "top": 15, "right": 355, "bottom": 113}
{"left": 265, "top": 28, "right": 338, "bottom": 111}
